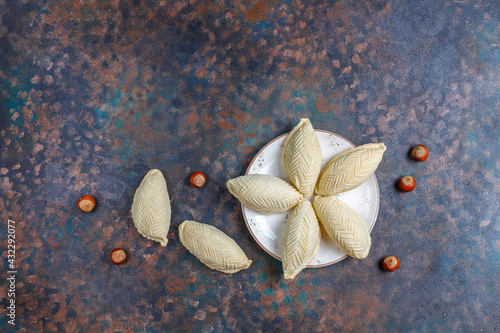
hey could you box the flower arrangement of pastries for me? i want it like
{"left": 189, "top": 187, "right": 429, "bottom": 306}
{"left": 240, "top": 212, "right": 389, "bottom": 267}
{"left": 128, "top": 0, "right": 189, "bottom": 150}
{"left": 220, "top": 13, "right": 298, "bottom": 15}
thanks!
{"left": 128, "top": 119, "right": 384, "bottom": 278}
{"left": 227, "top": 119, "right": 386, "bottom": 279}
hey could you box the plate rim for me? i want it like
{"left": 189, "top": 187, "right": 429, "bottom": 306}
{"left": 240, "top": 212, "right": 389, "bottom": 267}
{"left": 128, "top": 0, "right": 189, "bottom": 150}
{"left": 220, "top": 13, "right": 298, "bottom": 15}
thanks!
{"left": 242, "top": 130, "right": 380, "bottom": 267}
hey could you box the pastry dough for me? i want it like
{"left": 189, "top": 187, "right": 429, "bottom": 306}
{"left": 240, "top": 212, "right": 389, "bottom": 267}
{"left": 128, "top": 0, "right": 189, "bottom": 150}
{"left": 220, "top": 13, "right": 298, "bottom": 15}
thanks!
{"left": 313, "top": 196, "right": 371, "bottom": 259}
{"left": 282, "top": 201, "right": 320, "bottom": 279}
{"left": 315, "top": 143, "right": 386, "bottom": 196}
{"left": 179, "top": 220, "right": 252, "bottom": 273}
{"left": 131, "top": 169, "right": 171, "bottom": 246}
{"left": 226, "top": 175, "right": 303, "bottom": 215}
{"left": 281, "top": 118, "right": 322, "bottom": 197}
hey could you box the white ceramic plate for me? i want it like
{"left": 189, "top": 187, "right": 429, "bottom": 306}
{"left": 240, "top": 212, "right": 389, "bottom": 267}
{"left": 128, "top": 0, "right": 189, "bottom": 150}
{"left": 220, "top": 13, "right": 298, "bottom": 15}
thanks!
{"left": 243, "top": 130, "right": 379, "bottom": 267}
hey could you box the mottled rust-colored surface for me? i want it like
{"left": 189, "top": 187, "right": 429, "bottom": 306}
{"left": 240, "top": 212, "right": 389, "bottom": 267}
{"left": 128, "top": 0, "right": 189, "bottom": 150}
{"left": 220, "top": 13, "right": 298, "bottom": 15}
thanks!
{"left": 1, "top": 0, "right": 499, "bottom": 332}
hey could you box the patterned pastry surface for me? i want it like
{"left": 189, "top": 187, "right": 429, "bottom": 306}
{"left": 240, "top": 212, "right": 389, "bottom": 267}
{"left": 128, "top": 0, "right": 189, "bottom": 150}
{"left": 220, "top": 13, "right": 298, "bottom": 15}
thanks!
{"left": 281, "top": 118, "right": 322, "bottom": 197}
{"left": 179, "top": 220, "right": 252, "bottom": 274}
{"left": 316, "top": 143, "right": 386, "bottom": 196}
{"left": 313, "top": 196, "right": 371, "bottom": 259}
{"left": 282, "top": 201, "right": 321, "bottom": 279}
{"left": 131, "top": 169, "right": 171, "bottom": 246}
{"left": 226, "top": 174, "right": 303, "bottom": 215}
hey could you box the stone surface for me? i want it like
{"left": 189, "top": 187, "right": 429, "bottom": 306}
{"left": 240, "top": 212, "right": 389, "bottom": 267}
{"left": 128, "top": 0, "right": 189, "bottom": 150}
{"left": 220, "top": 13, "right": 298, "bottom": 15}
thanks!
{"left": 1, "top": 0, "right": 499, "bottom": 332}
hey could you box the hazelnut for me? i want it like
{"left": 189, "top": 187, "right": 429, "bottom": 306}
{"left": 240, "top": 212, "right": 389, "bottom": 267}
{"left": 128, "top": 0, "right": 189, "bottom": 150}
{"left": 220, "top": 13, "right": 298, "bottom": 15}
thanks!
{"left": 383, "top": 256, "right": 400, "bottom": 272}
{"left": 411, "top": 145, "right": 429, "bottom": 162}
{"left": 77, "top": 195, "right": 96, "bottom": 212}
{"left": 110, "top": 248, "right": 127, "bottom": 265}
{"left": 190, "top": 171, "right": 206, "bottom": 188}
{"left": 398, "top": 175, "right": 416, "bottom": 192}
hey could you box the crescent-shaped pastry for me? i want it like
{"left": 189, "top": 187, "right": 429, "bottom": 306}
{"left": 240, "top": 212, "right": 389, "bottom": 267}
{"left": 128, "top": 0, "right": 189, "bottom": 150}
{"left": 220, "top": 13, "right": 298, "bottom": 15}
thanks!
{"left": 282, "top": 201, "right": 321, "bottom": 279}
{"left": 315, "top": 143, "right": 386, "bottom": 196}
{"left": 226, "top": 174, "right": 303, "bottom": 215}
{"left": 281, "top": 118, "right": 322, "bottom": 197}
{"left": 313, "top": 196, "right": 371, "bottom": 259}
{"left": 131, "top": 169, "right": 171, "bottom": 246}
{"left": 179, "top": 220, "right": 252, "bottom": 273}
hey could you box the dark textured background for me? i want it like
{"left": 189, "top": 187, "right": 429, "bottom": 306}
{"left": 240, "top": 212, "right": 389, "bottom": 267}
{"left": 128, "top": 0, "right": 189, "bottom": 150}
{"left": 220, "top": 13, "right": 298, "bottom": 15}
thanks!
{"left": 1, "top": 0, "right": 499, "bottom": 332}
